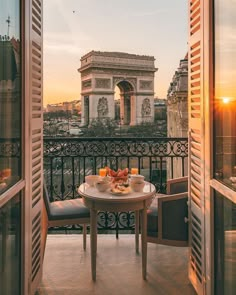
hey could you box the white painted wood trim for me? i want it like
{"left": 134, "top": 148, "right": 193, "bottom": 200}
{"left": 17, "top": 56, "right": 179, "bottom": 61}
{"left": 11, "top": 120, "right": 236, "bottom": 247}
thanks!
{"left": 0, "top": 180, "right": 25, "bottom": 207}
{"left": 210, "top": 179, "right": 236, "bottom": 204}
{"left": 204, "top": 0, "right": 214, "bottom": 293}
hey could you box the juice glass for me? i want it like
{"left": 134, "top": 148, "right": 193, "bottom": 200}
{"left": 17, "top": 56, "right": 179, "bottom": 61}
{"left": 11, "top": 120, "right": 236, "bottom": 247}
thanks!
{"left": 99, "top": 168, "right": 107, "bottom": 177}
{"left": 131, "top": 168, "right": 138, "bottom": 175}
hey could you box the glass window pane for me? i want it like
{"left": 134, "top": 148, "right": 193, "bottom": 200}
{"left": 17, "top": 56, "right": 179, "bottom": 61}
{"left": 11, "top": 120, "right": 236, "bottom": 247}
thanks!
{"left": 0, "top": 193, "right": 21, "bottom": 295}
{"left": 214, "top": 192, "right": 236, "bottom": 295}
{"left": 214, "top": 0, "right": 236, "bottom": 190}
{"left": 0, "top": 0, "right": 21, "bottom": 194}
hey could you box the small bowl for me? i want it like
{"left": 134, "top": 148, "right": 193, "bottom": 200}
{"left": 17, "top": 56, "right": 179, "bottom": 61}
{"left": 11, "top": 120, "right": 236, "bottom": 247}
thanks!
{"left": 85, "top": 175, "right": 101, "bottom": 186}
{"left": 95, "top": 181, "right": 110, "bottom": 192}
{"left": 130, "top": 174, "right": 145, "bottom": 183}
{"left": 130, "top": 181, "right": 145, "bottom": 192}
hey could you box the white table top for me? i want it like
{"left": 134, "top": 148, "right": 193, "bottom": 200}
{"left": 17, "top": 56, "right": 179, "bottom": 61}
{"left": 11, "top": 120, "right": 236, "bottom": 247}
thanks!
{"left": 78, "top": 181, "right": 156, "bottom": 203}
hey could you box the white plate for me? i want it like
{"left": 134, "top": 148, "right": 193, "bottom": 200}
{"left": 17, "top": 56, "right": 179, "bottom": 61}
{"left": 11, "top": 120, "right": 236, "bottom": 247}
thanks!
{"left": 109, "top": 188, "right": 131, "bottom": 196}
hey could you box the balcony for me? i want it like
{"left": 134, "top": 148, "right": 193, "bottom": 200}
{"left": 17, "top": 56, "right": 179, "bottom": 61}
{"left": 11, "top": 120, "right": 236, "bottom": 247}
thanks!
{"left": 43, "top": 136, "right": 188, "bottom": 233}
{"left": 37, "top": 234, "right": 196, "bottom": 295}
{"left": 1, "top": 136, "right": 190, "bottom": 294}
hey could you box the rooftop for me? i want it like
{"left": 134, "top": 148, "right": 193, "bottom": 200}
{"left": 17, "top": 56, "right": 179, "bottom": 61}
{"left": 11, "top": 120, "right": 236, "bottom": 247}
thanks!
{"left": 79, "top": 50, "right": 157, "bottom": 73}
{"left": 81, "top": 50, "right": 155, "bottom": 61}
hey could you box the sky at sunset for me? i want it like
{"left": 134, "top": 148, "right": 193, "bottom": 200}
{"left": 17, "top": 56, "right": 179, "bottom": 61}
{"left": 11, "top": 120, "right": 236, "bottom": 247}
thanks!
{"left": 0, "top": 0, "right": 20, "bottom": 38}
{"left": 43, "top": 0, "right": 188, "bottom": 106}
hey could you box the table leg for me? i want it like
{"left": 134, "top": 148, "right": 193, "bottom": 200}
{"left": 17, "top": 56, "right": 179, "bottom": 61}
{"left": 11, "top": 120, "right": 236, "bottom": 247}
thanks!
{"left": 141, "top": 206, "right": 147, "bottom": 280}
{"left": 90, "top": 209, "right": 97, "bottom": 281}
{"left": 83, "top": 224, "right": 87, "bottom": 251}
{"left": 135, "top": 210, "right": 139, "bottom": 253}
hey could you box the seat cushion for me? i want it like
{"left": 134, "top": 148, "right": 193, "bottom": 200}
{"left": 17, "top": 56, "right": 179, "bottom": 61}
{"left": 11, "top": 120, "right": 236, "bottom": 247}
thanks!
{"left": 169, "top": 181, "right": 188, "bottom": 194}
{"left": 49, "top": 198, "right": 90, "bottom": 221}
{"left": 147, "top": 197, "right": 158, "bottom": 237}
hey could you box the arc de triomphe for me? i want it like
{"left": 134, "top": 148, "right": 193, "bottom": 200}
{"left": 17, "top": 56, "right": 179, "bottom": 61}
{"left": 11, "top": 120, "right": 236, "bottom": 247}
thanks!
{"left": 78, "top": 51, "right": 157, "bottom": 126}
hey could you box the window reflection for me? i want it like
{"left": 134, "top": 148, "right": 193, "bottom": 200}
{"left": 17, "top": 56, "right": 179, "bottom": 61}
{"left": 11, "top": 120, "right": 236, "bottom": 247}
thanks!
{"left": 0, "top": 193, "right": 21, "bottom": 295}
{"left": 214, "top": 192, "right": 236, "bottom": 295}
{"left": 0, "top": 0, "right": 21, "bottom": 193}
{"left": 214, "top": 0, "right": 236, "bottom": 190}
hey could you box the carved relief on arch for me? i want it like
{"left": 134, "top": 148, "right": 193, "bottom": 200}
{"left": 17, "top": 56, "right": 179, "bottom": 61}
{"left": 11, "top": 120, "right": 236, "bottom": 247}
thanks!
{"left": 113, "top": 77, "right": 137, "bottom": 91}
{"left": 97, "top": 97, "right": 109, "bottom": 118}
{"left": 141, "top": 98, "right": 151, "bottom": 117}
{"left": 82, "top": 79, "right": 92, "bottom": 90}
{"left": 139, "top": 80, "right": 153, "bottom": 90}
{"left": 95, "top": 78, "right": 111, "bottom": 89}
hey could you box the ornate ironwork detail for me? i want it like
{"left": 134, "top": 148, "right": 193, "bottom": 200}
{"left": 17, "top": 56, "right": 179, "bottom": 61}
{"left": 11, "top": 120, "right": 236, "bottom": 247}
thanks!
{"left": 85, "top": 141, "right": 106, "bottom": 156}
{"left": 44, "top": 137, "right": 188, "bottom": 158}
{"left": 0, "top": 139, "right": 20, "bottom": 157}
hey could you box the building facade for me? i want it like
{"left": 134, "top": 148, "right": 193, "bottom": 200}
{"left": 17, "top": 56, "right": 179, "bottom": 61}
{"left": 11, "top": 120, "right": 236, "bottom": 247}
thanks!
{"left": 78, "top": 51, "right": 157, "bottom": 126}
{"left": 46, "top": 100, "right": 81, "bottom": 114}
{"left": 166, "top": 56, "right": 188, "bottom": 179}
{"left": 0, "top": 36, "right": 21, "bottom": 139}
{"left": 154, "top": 98, "right": 167, "bottom": 136}
{"left": 167, "top": 56, "right": 188, "bottom": 138}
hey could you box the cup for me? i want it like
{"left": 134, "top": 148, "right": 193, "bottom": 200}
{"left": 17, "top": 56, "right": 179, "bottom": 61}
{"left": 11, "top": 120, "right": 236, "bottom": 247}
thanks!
{"left": 85, "top": 175, "right": 101, "bottom": 186}
{"left": 130, "top": 174, "right": 145, "bottom": 183}
{"left": 130, "top": 181, "right": 145, "bottom": 192}
{"left": 131, "top": 168, "right": 138, "bottom": 175}
{"left": 99, "top": 168, "right": 107, "bottom": 177}
{"left": 95, "top": 181, "right": 110, "bottom": 192}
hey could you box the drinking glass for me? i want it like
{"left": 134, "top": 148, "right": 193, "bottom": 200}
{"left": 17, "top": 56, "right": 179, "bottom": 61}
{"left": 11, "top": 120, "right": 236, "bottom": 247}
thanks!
{"left": 99, "top": 168, "right": 107, "bottom": 177}
{"left": 131, "top": 168, "right": 138, "bottom": 175}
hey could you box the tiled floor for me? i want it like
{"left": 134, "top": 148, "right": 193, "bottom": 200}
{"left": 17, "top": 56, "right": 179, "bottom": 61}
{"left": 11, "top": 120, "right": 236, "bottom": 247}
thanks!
{"left": 37, "top": 234, "right": 196, "bottom": 295}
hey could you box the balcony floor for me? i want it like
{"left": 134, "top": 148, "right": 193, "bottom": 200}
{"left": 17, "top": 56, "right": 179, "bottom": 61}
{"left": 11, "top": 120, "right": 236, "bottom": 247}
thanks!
{"left": 37, "top": 234, "right": 196, "bottom": 295}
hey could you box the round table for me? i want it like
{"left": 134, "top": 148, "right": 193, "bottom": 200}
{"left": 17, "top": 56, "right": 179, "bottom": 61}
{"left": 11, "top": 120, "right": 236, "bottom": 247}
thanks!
{"left": 78, "top": 181, "right": 156, "bottom": 281}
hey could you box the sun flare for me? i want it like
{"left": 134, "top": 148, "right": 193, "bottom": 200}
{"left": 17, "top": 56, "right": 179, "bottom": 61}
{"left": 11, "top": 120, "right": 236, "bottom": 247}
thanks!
{"left": 222, "top": 97, "right": 230, "bottom": 104}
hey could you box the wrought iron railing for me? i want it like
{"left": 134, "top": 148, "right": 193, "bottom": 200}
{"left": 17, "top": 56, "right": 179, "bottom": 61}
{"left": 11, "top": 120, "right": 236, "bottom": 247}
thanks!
{"left": 0, "top": 138, "right": 21, "bottom": 193}
{"left": 43, "top": 137, "right": 188, "bottom": 233}
{"left": 0, "top": 138, "right": 21, "bottom": 158}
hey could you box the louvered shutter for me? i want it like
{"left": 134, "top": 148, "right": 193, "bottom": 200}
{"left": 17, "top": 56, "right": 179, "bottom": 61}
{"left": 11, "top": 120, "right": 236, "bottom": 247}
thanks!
{"left": 188, "top": 0, "right": 205, "bottom": 294}
{"left": 25, "top": 0, "right": 44, "bottom": 294}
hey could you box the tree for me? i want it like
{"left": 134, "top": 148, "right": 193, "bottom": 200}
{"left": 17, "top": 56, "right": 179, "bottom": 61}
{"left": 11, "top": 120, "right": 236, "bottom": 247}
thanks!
{"left": 127, "top": 122, "right": 166, "bottom": 137}
{"left": 43, "top": 110, "right": 72, "bottom": 122}
{"left": 84, "top": 118, "right": 117, "bottom": 137}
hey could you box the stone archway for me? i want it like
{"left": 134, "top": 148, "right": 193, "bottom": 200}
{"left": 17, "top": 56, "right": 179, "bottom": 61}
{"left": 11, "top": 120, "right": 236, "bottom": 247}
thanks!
{"left": 116, "top": 80, "right": 134, "bottom": 125}
{"left": 78, "top": 51, "right": 157, "bottom": 126}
